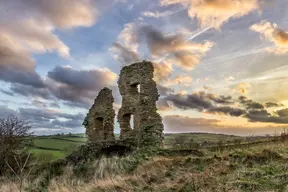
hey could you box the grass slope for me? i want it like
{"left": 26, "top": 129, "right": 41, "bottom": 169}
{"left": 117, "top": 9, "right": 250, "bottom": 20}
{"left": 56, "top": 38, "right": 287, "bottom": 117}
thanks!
{"left": 3, "top": 140, "right": 286, "bottom": 192}
{"left": 47, "top": 142, "right": 288, "bottom": 191}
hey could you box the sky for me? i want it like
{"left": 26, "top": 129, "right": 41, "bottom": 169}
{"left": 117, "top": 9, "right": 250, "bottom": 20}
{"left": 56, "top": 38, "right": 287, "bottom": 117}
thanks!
{"left": 1, "top": 0, "right": 288, "bottom": 136}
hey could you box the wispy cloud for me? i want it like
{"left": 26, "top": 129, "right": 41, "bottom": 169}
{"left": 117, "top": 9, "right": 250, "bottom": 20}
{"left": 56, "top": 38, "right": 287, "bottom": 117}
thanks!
{"left": 109, "top": 22, "right": 141, "bottom": 65}
{"left": 161, "top": 0, "right": 262, "bottom": 28}
{"left": 250, "top": 20, "right": 288, "bottom": 54}
{"left": 141, "top": 25, "right": 214, "bottom": 70}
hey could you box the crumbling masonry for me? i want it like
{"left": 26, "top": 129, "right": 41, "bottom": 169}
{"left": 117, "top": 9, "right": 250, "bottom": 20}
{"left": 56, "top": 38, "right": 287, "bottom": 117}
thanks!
{"left": 83, "top": 88, "right": 115, "bottom": 142}
{"left": 83, "top": 61, "right": 164, "bottom": 147}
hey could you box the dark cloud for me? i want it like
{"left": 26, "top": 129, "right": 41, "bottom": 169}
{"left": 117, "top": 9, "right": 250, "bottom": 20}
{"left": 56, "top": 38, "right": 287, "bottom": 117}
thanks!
{"left": 245, "top": 101, "right": 265, "bottom": 110}
{"left": 165, "top": 93, "right": 213, "bottom": 111}
{"left": 276, "top": 108, "right": 288, "bottom": 117}
{"left": 31, "top": 99, "right": 47, "bottom": 108}
{"left": 46, "top": 66, "right": 117, "bottom": 106}
{"left": 164, "top": 91, "right": 288, "bottom": 124}
{"left": 18, "top": 107, "right": 85, "bottom": 130}
{"left": 0, "top": 89, "right": 14, "bottom": 96}
{"left": 238, "top": 96, "right": 265, "bottom": 109}
{"left": 110, "top": 42, "right": 140, "bottom": 65}
{"left": 140, "top": 25, "right": 213, "bottom": 70}
{"left": 50, "top": 102, "right": 60, "bottom": 108}
{"left": 5, "top": 66, "right": 119, "bottom": 109}
{"left": 47, "top": 66, "right": 116, "bottom": 90}
{"left": 157, "top": 98, "right": 172, "bottom": 111}
{"left": 51, "top": 119, "right": 83, "bottom": 129}
{"left": 0, "top": 0, "right": 100, "bottom": 89}
{"left": 0, "top": 69, "right": 44, "bottom": 88}
{"left": 265, "top": 102, "right": 283, "bottom": 108}
{"left": 157, "top": 84, "right": 175, "bottom": 96}
{"left": 10, "top": 84, "right": 51, "bottom": 99}
{"left": 206, "top": 94, "right": 234, "bottom": 104}
{"left": 0, "top": 37, "right": 45, "bottom": 87}
{"left": 208, "top": 106, "right": 246, "bottom": 117}
{"left": 0, "top": 105, "right": 17, "bottom": 117}
{"left": 165, "top": 92, "right": 233, "bottom": 111}
{"left": 246, "top": 109, "right": 288, "bottom": 124}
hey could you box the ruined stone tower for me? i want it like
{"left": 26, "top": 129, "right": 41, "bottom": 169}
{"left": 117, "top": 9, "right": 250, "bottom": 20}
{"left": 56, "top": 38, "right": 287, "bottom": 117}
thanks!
{"left": 83, "top": 61, "right": 164, "bottom": 147}
{"left": 83, "top": 87, "right": 115, "bottom": 142}
{"left": 117, "top": 61, "right": 164, "bottom": 146}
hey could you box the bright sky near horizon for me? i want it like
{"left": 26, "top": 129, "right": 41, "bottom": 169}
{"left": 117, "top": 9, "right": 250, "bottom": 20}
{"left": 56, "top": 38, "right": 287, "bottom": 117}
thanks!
{"left": 1, "top": 0, "right": 288, "bottom": 136}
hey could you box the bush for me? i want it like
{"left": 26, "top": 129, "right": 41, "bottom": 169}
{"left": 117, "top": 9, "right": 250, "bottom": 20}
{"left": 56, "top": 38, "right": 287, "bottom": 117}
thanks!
{"left": 0, "top": 116, "right": 32, "bottom": 175}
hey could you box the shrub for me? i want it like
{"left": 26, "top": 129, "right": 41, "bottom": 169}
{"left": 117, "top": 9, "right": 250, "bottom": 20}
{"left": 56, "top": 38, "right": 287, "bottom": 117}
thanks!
{"left": 0, "top": 116, "right": 32, "bottom": 175}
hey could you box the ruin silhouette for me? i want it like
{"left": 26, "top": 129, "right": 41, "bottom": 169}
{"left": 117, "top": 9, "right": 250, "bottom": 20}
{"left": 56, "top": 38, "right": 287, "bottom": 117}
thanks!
{"left": 83, "top": 61, "right": 164, "bottom": 147}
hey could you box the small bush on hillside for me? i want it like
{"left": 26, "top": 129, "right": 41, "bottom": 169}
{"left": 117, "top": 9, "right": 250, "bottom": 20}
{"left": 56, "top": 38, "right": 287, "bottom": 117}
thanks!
{"left": 0, "top": 116, "right": 32, "bottom": 176}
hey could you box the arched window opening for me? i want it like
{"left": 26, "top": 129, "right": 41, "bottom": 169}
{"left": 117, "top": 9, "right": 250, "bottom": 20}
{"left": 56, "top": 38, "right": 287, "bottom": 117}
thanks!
{"left": 130, "top": 83, "right": 140, "bottom": 94}
{"left": 130, "top": 114, "right": 134, "bottom": 130}
{"left": 123, "top": 114, "right": 134, "bottom": 130}
{"left": 95, "top": 117, "right": 104, "bottom": 129}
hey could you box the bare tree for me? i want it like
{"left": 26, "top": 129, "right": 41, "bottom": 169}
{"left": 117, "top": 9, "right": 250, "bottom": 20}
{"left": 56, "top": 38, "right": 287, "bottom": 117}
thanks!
{"left": 0, "top": 116, "right": 32, "bottom": 175}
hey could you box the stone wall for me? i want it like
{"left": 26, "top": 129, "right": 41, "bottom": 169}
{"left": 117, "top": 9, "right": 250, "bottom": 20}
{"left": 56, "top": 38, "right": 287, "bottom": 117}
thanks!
{"left": 117, "top": 61, "right": 164, "bottom": 146}
{"left": 83, "top": 87, "right": 115, "bottom": 141}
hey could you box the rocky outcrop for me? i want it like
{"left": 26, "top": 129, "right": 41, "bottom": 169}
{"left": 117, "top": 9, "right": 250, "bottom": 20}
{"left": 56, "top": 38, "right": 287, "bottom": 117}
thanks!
{"left": 83, "top": 87, "right": 115, "bottom": 141}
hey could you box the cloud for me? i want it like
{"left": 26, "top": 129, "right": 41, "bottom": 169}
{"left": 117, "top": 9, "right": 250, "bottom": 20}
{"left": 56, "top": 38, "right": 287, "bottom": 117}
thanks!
{"left": 0, "top": 0, "right": 98, "bottom": 86}
{"left": 163, "top": 91, "right": 288, "bottom": 124}
{"left": 0, "top": 34, "right": 45, "bottom": 87}
{"left": 109, "top": 42, "right": 140, "bottom": 65}
{"left": 153, "top": 61, "right": 173, "bottom": 82}
{"left": 157, "top": 98, "right": 173, "bottom": 111}
{"left": 238, "top": 96, "right": 265, "bottom": 110}
{"left": 10, "top": 84, "right": 51, "bottom": 99}
{"left": 109, "top": 22, "right": 141, "bottom": 65}
{"left": 142, "top": 10, "right": 177, "bottom": 18}
{"left": 163, "top": 75, "right": 193, "bottom": 87}
{"left": 165, "top": 92, "right": 213, "bottom": 110}
{"left": 276, "top": 108, "right": 288, "bottom": 117}
{"left": 165, "top": 91, "right": 234, "bottom": 111}
{"left": 0, "top": 105, "right": 84, "bottom": 132}
{"left": 161, "top": 0, "right": 261, "bottom": 28}
{"left": 31, "top": 99, "right": 47, "bottom": 108}
{"left": 0, "top": 105, "right": 17, "bottom": 117}
{"left": 265, "top": 102, "right": 283, "bottom": 108}
{"left": 18, "top": 107, "right": 85, "bottom": 130}
{"left": 141, "top": 25, "right": 214, "bottom": 70}
{"left": 47, "top": 66, "right": 117, "bottom": 105}
{"left": 9, "top": 66, "right": 118, "bottom": 108}
{"left": 250, "top": 20, "right": 288, "bottom": 54}
{"left": 207, "top": 106, "right": 246, "bottom": 117}
{"left": 1, "top": 0, "right": 96, "bottom": 29}
{"left": 206, "top": 94, "right": 234, "bottom": 104}
{"left": 233, "top": 82, "right": 251, "bottom": 95}
{"left": 157, "top": 84, "right": 175, "bottom": 96}
{"left": 246, "top": 109, "right": 288, "bottom": 124}
{"left": 0, "top": 89, "right": 14, "bottom": 96}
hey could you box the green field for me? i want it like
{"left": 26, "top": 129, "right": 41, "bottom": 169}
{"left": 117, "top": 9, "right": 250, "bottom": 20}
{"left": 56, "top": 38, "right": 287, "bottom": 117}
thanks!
{"left": 29, "top": 133, "right": 246, "bottom": 161}
{"left": 29, "top": 135, "right": 87, "bottom": 160}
